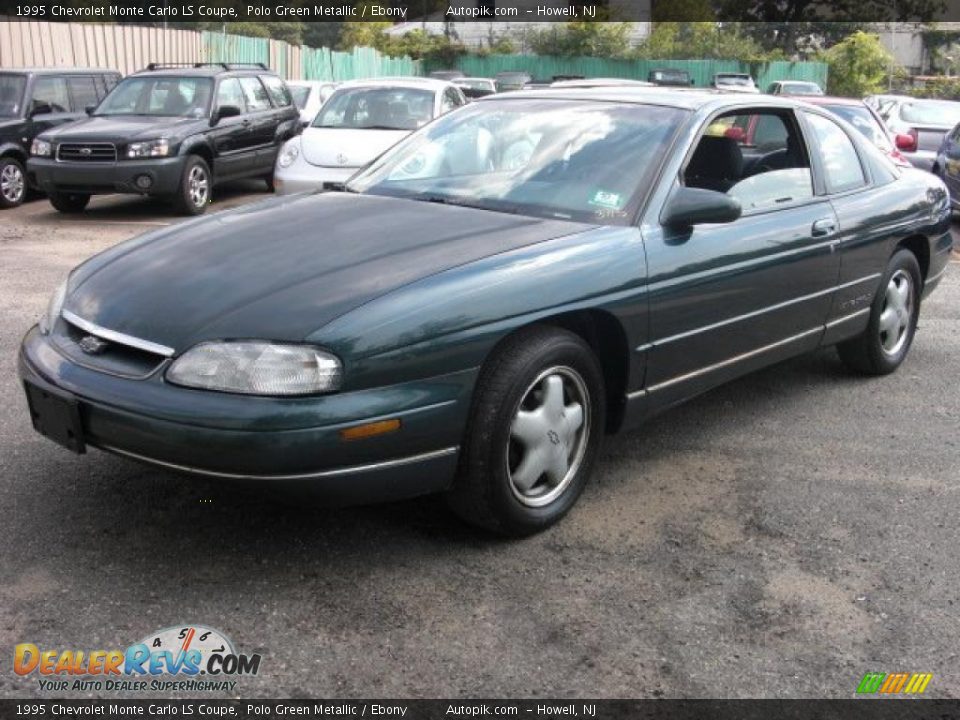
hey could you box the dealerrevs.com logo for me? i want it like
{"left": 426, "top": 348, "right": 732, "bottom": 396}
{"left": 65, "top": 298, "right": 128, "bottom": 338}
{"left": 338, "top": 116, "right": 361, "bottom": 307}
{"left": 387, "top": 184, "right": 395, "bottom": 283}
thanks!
{"left": 14, "top": 624, "right": 262, "bottom": 693}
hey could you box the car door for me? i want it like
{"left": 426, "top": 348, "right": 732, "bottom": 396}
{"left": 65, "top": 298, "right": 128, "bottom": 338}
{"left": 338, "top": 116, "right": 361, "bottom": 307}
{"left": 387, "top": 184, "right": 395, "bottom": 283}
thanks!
{"left": 800, "top": 110, "right": 893, "bottom": 345}
{"left": 258, "top": 74, "right": 300, "bottom": 158}
{"left": 26, "top": 75, "right": 83, "bottom": 141}
{"left": 65, "top": 75, "right": 99, "bottom": 114}
{"left": 237, "top": 75, "right": 276, "bottom": 174}
{"left": 640, "top": 108, "right": 841, "bottom": 413}
{"left": 209, "top": 77, "right": 252, "bottom": 179}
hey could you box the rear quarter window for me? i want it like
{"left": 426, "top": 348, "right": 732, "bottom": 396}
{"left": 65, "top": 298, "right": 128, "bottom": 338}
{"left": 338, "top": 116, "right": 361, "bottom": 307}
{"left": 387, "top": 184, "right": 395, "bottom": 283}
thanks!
{"left": 260, "top": 75, "right": 292, "bottom": 107}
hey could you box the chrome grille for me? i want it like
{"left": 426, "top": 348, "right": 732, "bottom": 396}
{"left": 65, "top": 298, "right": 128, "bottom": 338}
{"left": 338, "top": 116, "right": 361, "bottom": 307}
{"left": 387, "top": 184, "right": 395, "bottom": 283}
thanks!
{"left": 57, "top": 142, "right": 117, "bottom": 163}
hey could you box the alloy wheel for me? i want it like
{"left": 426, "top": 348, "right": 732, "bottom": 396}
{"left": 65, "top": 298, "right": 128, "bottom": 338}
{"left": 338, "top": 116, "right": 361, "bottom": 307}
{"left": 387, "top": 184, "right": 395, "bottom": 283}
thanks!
{"left": 1, "top": 162, "right": 25, "bottom": 204}
{"left": 507, "top": 366, "right": 590, "bottom": 508}
{"left": 188, "top": 166, "right": 209, "bottom": 208}
{"left": 879, "top": 269, "right": 913, "bottom": 356}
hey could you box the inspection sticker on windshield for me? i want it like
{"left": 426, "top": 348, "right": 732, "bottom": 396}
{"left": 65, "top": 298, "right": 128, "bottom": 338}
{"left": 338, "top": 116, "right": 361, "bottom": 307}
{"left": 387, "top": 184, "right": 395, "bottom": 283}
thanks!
{"left": 589, "top": 190, "right": 623, "bottom": 210}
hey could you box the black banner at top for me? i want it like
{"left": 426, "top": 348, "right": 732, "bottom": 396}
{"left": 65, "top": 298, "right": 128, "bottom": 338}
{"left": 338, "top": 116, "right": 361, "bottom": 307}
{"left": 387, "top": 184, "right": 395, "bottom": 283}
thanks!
{"left": 0, "top": 0, "right": 956, "bottom": 23}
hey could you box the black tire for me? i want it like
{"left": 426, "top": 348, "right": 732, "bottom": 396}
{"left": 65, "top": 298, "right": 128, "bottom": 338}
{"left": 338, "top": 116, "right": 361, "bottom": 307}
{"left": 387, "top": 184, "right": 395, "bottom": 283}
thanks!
{"left": 173, "top": 155, "right": 211, "bottom": 216}
{"left": 48, "top": 191, "right": 90, "bottom": 214}
{"left": 263, "top": 170, "right": 276, "bottom": 193}
{"left": 837, "top": 248, "right": 922, "bottom": 375}
{"left": 447, "top": 325, "right": 606, "bottom": 536}
{"left": 0, "top": 156, "right": 27, "bottom": 209}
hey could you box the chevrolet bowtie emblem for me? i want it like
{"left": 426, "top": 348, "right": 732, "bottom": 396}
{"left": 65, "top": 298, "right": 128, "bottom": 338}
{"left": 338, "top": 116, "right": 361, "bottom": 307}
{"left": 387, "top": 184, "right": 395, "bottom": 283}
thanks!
{"left": 78, "top": 335, "right": 108, "bottom": 354}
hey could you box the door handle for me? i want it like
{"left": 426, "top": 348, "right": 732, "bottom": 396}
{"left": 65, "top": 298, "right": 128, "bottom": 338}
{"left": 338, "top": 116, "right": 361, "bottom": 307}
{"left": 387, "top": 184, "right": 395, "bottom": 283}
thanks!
{"left": 812, "top": 218, "right": 837, "bottom": 237}
{"left": 241, "top": 119, "right": 251, "bottom": 127}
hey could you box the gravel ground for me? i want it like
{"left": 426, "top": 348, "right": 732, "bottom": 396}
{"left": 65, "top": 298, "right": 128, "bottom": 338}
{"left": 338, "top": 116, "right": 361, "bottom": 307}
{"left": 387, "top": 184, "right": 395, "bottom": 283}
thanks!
{"left": 1, "top": 190, "right": 958, "bottom": 699}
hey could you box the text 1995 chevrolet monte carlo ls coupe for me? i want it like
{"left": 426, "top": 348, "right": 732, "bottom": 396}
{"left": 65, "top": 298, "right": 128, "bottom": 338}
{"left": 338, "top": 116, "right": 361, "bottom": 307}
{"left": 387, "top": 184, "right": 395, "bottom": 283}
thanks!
{"left": 19, "top": 90, "right": 953, "bottom": 535}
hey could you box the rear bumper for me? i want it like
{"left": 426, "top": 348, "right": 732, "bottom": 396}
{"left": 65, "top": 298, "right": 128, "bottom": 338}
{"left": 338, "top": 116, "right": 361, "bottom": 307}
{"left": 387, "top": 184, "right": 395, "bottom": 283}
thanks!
{"left": 19, "top": 326, "right": 474, "bottom": 504}
{"left": 923, "top": 229, "right": 954, "bottom": 298}
{"left": 903, "top": 150, "right": 937, "bottom": 173}
{"left": 27, "top": 156, "right": 185, "bottom": 196}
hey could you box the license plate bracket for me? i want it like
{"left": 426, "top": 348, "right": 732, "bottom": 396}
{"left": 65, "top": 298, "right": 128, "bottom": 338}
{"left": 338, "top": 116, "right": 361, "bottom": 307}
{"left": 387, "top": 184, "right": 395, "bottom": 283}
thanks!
{"left": 23, "top": 380, "right": 86, "bottom": 453}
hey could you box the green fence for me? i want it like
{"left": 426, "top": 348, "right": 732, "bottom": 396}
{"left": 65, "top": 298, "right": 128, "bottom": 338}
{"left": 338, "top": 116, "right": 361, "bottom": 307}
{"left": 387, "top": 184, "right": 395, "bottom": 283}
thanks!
{"left": 301, "top": 46, "right": 422, "bottom": 82}
{"left": 425, "top": 56, "right": 828, "bottom": 89}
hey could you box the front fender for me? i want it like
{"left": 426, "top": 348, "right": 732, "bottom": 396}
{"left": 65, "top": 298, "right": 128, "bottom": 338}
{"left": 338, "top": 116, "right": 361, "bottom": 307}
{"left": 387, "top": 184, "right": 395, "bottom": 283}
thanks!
{"left": 309, "top": 225, "right": 649, "bottom": 392}
{"left": 0, "top": 141, "right": 27, "bottom": 161}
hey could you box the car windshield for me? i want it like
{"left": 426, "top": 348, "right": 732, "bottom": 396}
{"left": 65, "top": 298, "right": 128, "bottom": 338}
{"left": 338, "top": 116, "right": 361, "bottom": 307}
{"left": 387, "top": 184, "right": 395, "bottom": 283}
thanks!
{"left": 312, "top": 87, "right": 434, "bottom": 131}
{"left": 457, "top": 79, "right": 493, "bottom": 90}
{"left": 824, "top": 104, "right": 893, "bottom": 151}
{"left": 346, "top": 99, "right": 686, "bottom": 225}
{"left": 0, "top": 74, "right": 26, "bottom": 118}
{"left": 289, "top": 85, "right": 311, "bottom": 109}
{"left": 900, "top": 100, "right": 960, "bottom": 126}
{"left": 783, "top": 82, "right": 822, "bottom": 95}
{"left": 716, "top": 75, "right": 752, "bottom": 86}
{"left": 653, "top": 71, "right": 687, "bottom": 82}
{"left": 95, "top": 76, "right": 213, "bottom": 117}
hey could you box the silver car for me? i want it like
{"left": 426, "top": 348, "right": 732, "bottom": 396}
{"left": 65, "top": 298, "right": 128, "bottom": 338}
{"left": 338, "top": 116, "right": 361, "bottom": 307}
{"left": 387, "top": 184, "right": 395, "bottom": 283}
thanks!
{"left": 878, "top": 97, "right": 960, "bottom": 172}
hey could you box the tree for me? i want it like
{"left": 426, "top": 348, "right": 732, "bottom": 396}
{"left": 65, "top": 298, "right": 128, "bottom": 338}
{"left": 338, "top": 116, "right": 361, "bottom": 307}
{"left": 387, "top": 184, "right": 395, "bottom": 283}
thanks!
{"left": 528, "top": 21, "right": 634, "bottom": 58}
{"left": 819, "top": 31, "right": 897, "bottom": 97}
{"left": 636, "top": 22, "right": 777, "bottom": 61}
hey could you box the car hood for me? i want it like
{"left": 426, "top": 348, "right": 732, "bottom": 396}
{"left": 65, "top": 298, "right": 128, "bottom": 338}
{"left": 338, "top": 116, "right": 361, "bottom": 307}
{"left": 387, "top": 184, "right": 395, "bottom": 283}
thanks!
{"left": 65, "top": 192, "right": 589, "bottom": 352}
{"left": 0, "top": 117, "right": 23, "bottom": 135}
{"left": 42, "top": 115, "right": 202, "bottom": 142}
{"left": 300, "top": 127, "right": 410, "bottom": 168}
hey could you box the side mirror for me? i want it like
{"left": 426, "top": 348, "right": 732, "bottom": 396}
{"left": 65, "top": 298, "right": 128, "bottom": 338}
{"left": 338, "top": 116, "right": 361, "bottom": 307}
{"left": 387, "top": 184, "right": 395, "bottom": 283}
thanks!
{"left": 85, "top": 105, "right": 96, "bottom": 115}
{"left": 29, "top": 102, "right": 53, "bottom": 118}
{"left": 211, "top": 104, "right": 242, "bottom": 125}
{"left": 662, "top": 187, "right": 742, "bottom": 228}
{"left": 895, "top": 133, "right": 917, "bottom": 152}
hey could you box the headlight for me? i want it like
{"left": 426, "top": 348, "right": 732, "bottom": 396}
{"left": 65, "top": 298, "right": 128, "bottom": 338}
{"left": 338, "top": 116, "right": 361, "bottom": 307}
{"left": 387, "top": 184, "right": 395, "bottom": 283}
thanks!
{"left": 277, "top": 141, "right": 299, "bottom": 169}
{"left": 38, "top": 280, "right": 67, "bottom": 335}
{"left": 166, "top": 342, "right": 342, "bottom": 396}
{"left": 127, "top": 139, "right": 170, "bottom": 158}
{"left": 31, "top": 138, "right": 52, "bottom": 157}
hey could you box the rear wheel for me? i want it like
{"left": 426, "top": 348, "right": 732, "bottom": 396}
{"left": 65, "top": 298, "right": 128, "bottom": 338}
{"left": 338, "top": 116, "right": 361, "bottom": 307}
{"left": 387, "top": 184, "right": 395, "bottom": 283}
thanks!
{"left": 447, "top": 326, "right": 605, "bottom": 535}
{"left": 0, "top": 157, "right": 27, "bottom": 209}
{"left": 173, "top": 156, "right": 211, "bottom": 215}
{"left": 837, "top": 249, "right": 922, "bottom": 375}
{"left": 48, "top": 191, "right": 90, "bottom": 214}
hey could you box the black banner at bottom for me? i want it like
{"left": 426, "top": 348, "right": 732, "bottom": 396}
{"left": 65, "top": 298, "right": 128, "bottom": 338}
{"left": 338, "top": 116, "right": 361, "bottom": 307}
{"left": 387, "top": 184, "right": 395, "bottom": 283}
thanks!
{"left": 1, "top": 700, "right": 960, "bottom": 720}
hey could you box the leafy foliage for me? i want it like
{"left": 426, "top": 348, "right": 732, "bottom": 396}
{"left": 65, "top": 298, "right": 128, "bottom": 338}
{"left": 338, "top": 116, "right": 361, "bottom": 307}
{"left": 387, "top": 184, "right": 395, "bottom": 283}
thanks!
{"left": 635, "top": 22, "right": 779, "bottom": 62}
{"left": 527, "top": 22, "right": 635, "bottom": 58}
{"left": 818, "top": 31, "right": 897, "bottom": 97}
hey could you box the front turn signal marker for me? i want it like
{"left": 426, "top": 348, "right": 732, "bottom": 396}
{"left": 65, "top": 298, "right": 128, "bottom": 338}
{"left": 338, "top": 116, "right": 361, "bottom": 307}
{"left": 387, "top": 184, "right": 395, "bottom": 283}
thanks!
{"left": 339, "top": 418, "right": 401, "bottom": 441}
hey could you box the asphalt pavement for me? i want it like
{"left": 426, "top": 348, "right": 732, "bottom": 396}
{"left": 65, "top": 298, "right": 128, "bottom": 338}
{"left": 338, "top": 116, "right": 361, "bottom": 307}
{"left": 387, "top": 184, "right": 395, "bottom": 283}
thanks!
{"left": 1, "top": 189, "right": 958, "bottom": 699}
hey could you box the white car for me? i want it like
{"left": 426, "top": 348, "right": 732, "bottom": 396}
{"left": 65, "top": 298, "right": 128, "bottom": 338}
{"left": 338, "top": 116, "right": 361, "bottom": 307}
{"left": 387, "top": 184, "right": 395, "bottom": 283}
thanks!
{"left": 274, "top": 78, "right": 467, "bottom": 194}
{"left": 711, "top": 73, "right": 760, "bottom": 94}
{"left": 286, "top": 80, "right": 338, "bottom": 126}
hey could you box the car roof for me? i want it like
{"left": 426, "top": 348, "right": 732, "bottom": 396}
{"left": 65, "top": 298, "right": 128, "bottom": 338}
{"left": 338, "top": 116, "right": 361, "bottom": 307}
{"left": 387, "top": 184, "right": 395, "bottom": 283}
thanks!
{"left": 551, "top": 78, "right": 656, "bottom": 88}
{"left": 286, "top": 80, "right": 337, "bottom": 87}
{"left": 1, "top": 67, "right": 119, "bottom": 75}
{"left": 337, "top": 77, "right": 452, "bottom": 90}
{"left": 478, "top": 86, "right": 803, "bottom": 111}
{"left": 796, "top": 95, "right": 864, "bottom": 107}
{"left": 130, "top": 64, "right": 277, "bottom": 78}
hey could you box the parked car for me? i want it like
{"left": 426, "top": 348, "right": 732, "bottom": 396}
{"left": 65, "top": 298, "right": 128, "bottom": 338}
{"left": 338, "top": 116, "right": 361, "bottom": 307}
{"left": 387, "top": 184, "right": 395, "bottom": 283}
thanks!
{"left": 0, "top": 67, "right": 121, "bottom": 209}
{"left": 495, "top": 72, "right": 532, "bottom": 92}
{"left": 27, "top": 63, "right": 300, "bottom": 215}
{"left": 287, "top": 80, "right": 337, "bottom": 126}
{"left": 20, "top": 90, "right": 952, "bottom": 535}
{"left": 711, "top": 73, "right": 760, "bottom": 94}
{"left": 767, "top": 80, "right": 823, "bottom": 96}
{"left": 933, "top": 121, "right": 960, "bottom": 210}
{"left": 429, "top": 70, "right": 465, "bottom": 81}
{"left": 454, "top": 77, "right": 497, "bottom": 100}
{"left": 550, "top": 78, "right": 655, "bottom": 89}
{"left": 274, "top": 78, "right": 466, "bottom": 195}
{"left": 875, "top": 97, "right": 960, "bottom": 171}
{"left": 648, "top": 68, "right": 692, "bottom": 87}
{"left": 795, "top": 96, "right": 911, "bottom": 168}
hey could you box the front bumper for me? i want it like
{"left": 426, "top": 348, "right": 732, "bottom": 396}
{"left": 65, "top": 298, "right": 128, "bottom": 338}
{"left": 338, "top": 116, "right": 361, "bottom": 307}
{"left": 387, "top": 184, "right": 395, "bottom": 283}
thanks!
{"left": 274, "top": 164, "right": 355, "bottom": 195}
{"left": 27, "top": 156, "right": 185, "bottom": 196}
{"left": 19, "top": 326, "right": 473, "bottom": 504}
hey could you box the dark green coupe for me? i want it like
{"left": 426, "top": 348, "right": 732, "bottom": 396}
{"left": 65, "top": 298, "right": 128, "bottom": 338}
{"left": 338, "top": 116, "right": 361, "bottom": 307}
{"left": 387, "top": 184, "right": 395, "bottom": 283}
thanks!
{"left": 19, "top": 90, "right": 953, "bottom": 535}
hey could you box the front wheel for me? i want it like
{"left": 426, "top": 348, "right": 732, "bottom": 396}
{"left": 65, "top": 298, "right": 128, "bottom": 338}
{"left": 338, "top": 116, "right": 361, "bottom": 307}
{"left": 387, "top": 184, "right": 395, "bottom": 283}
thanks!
{"left": 837, "top": 248, "right": 922, "bottom": 375}
{"left": 447, "top": 326, "right": 605, "bottom": 535}
{"left": 48, "top": 191, "right": 90, "bottom": 213}
{"left": 0, "top": 157, "right": 27, "bottom": 208}
{"left": 173, "top": 156, "right": 211, "bottom": 215}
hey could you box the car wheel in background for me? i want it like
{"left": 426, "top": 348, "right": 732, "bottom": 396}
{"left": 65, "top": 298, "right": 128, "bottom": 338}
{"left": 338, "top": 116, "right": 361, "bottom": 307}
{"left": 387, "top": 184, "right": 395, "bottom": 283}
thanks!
{"left": 837, "top": 248, "right": 922, "bottom": 375}
{"left": 174, "top": 156, "right": 211, "bottom": 216}
{"left": 48, "top": 191, "right": 90, "bottom": 214}
{"left": 0, "top": 157, "right": 27, "bottom": 209}
{"left": 447, "top": 325, "right": 605, "bottom": 535}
